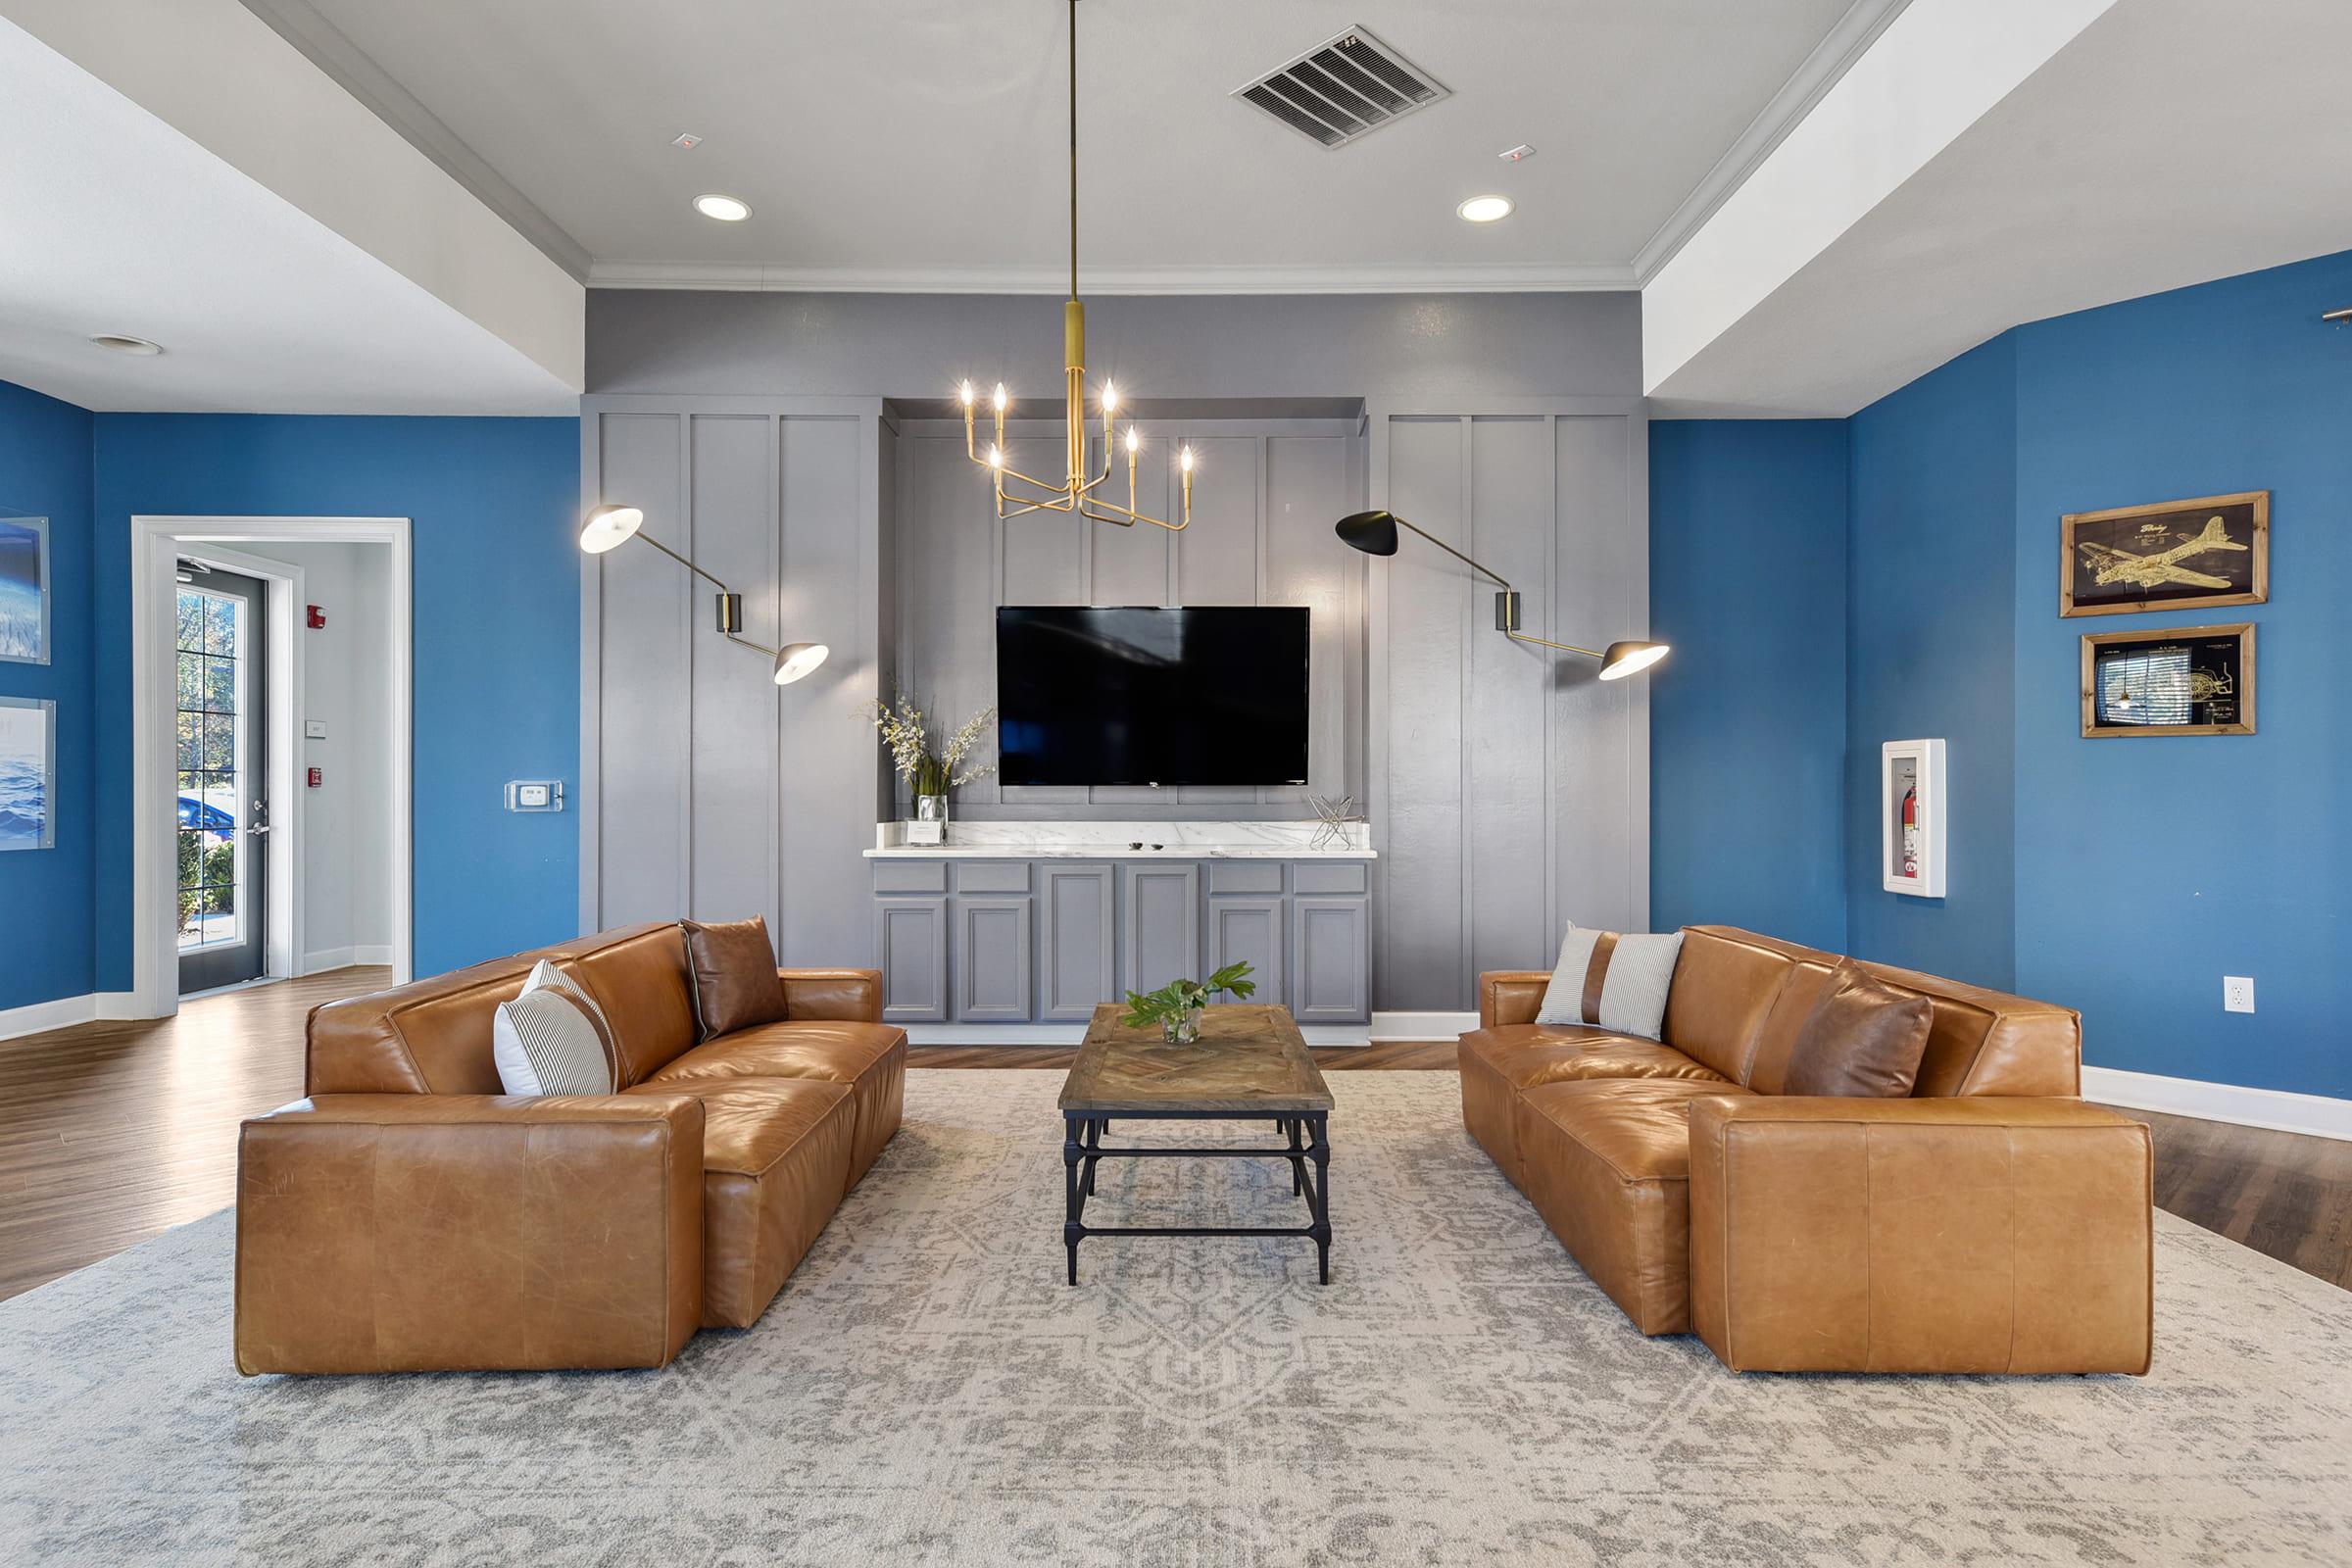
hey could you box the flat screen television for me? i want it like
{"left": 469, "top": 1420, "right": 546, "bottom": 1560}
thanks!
{"left": 996, "top": 606, "right": 1309, "bottom": 787}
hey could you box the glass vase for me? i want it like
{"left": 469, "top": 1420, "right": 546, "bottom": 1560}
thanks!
{"left": 1161, "top": 1005, "right": 1203, "bottom": 1046}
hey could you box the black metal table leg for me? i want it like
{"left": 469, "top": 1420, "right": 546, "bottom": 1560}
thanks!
{"left": 1307, "top": 1112, "right": 1332, "bottom": 1286}
{"left": 1062, "top": 1113, "right": 1084, "bottom": 1286}
{"left": 1286, "top": 1115, "right": 1304, "bottom": 1198}
{"left": 1084, "top": 1116, "right": 1103, "bottom": 1197}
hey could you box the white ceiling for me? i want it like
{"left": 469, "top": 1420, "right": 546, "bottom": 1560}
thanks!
{"left": 0, "top": 11, "right": 578, "bottom": 415}
{"left": 252, "top": 0, "right": 1875, "bottom": 290}
{"left": 1649, "top": 0, "right": 2352, "bottom": 415}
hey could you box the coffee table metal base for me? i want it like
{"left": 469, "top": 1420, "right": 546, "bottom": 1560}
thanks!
{"left": 1061, "top": 1110, "right": 1332, "bottom": 1286}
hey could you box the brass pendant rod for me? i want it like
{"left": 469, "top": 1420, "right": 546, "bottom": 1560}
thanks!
{"left": 1069, "top": 0, "right": 1079, "bottom": 304}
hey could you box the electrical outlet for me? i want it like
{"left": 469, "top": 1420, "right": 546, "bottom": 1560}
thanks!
{"left": 2223, "top": 975, "right": 2255, "bottom": 1013}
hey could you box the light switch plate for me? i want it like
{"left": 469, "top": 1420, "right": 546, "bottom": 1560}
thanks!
{"left": 2223, "top": 975, "right": 2255, "bottom": 1013}
{"left": 506, "top": 780, "right": 564, "bottom": 812}
{"left": 305, "top": 719, "right": 327, "bottom": 740}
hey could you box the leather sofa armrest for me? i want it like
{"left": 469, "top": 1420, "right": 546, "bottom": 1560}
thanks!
{"left": 1479, "top": 970, "right": 1553, "bottom": 1029}
{"left": 1687, "top": 1095, "right": 2152, "bottom": 1375}
{"left": 235, "top": 1094, "right": 705, "bottom": 1375}
{"left": 778, "top": 966, "right": 885, "bottom": 1023}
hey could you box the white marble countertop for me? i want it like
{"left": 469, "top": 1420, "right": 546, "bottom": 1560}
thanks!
{"left": 864, "top": 819, "right": 1375, "bottom": 860}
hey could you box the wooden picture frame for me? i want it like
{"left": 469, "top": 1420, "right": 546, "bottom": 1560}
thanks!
{"left": 2060, "top": 491, "right": 2268, "bottom": 617}
{"left": 2080, "top": 622, "right": 2255, "bottom": 738}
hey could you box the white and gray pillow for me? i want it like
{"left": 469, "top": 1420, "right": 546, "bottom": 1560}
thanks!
{"left": 493, "top": 960, "right": 620, "bottom": 1096}
{"left": 1535, "top": 923, "right": 1686, "bottom": 1041}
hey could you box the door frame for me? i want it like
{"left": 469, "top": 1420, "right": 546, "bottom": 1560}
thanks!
{"left": 173, "top": 545, "right": 301, "bottom": 991}
{"left": 129, "top": 516, "right": 414, "bottom": 1018}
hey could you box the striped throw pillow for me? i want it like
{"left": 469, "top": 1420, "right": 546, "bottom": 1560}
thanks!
{"left": 1534, "top": 924, "right": 1686, "bottom": 1041}
{"left": 492, "top": 960, "right": 620, "bottom": 1096}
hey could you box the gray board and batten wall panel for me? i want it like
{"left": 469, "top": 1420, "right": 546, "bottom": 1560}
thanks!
{"left": 582, "top": 293, "right": 1646, "bottom": 1007}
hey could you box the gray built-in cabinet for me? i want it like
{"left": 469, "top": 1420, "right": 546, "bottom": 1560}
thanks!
{"left": 871, "top": 858, "right": 1369, "bottom": 1027}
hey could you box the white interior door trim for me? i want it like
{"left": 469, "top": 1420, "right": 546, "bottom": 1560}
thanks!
{"left": 129, "top": 515, "right": 414, "bottom": 1018}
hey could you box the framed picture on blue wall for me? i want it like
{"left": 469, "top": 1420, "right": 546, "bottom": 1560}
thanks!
{"left": 2081, "top": 622, "right": 2255, "bottom": 738}
{"left": 0, "top": 695, "right": 56, "bottom": 850}
{"left": 2060, "top": 491, "right": 2267, "bottom": 617}
{"left": 0, "top": 514, "right": 50, "bottom": 665}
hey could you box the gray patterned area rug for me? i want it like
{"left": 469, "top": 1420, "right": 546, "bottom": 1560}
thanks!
{"left": 3, "top": 1070, "right": 2348, "bottom": 1566}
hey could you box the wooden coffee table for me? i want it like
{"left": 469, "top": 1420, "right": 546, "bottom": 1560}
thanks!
{"left": 1056, "top": 1003, "right": 1335, "bottom": 1286}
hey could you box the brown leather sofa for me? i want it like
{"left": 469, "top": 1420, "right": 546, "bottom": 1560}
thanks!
{"left": 234, "top": 921, "right": 906, "bottom": 1375}
{"left": 1462, "top": 926, "right": 2153, "bottom": 1374}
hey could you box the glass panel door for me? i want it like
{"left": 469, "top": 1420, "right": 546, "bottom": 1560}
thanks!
{"left": 176, "top": 565, "right": 270, "bottom": 992}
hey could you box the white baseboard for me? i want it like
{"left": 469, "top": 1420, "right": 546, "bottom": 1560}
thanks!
{"left": 0, "top": 991, "right": 147, "bottom": 1043}
{"left": 2082, "top": 1064, "right": 2352, "bottom": 1144}
{"left": 900, "top": 1010, "right": 1477, "bottom": 1049}
{"left": 1372, "top": 1010, "right": 1478, "bottom": 1042}
{"left": 303, "top": 945, "right": 394, "bottom": 975}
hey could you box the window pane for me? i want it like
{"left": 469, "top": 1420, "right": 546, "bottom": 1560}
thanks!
{"left": 203, "top": 655, "right": 236, "bottom": 712}
{"left": 177, "top": 652, "right": 203, "bottom": 710}
{"left": 176, "top": 712, "right": 200, "bottom": 769}
{"left": 176, "top": 592, "right": 204, "bottom": 653}
{"left": 205, "top": 713, "right": 234, "bottom": 770}
{"left": 176, "top": 827, "right": 207, "bottom": 889}
{"left": 204, "top": 596, "right": 238, "bottom": 655}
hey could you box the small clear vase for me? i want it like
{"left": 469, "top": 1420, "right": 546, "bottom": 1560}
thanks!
{"left": 1162, "top": 1005, "right": 1203, "bottom": 1046}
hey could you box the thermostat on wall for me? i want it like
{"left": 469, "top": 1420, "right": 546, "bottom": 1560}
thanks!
{"left": 506, "top": 780, "right": 564, "bottom": 812}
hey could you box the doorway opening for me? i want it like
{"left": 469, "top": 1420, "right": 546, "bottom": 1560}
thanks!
{"left": 130, "top": 517, "right": 413, "bottom": 1018}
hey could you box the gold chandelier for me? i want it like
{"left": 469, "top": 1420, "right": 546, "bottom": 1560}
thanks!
{"left": 958, "top": 0, "right": 1191, "bottom": 531}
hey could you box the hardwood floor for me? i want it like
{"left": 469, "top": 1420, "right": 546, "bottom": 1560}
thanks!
{"left": 2, "top": 982, "right": 2344, "bottom": 1300}
{"left": 0, "top": 968, "right": 388, "bottom": 1302}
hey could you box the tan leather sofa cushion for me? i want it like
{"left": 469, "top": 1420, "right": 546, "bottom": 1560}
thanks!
{"left": 1780, "top": 959, "right": 1935, "bottom": 1098}
{"left": 1512, "top": 1077, "right": 1754, "bottom": 1335}
{"left": 646, "top": 1020, "right": 908, "bottom": 1191}
{"left": 627, "top": 1078, "right": 857, "bottom": 1330}
{"left": 681, "top": 916, "right": 791, "bottom": 1041}
{"left": 564, "top": 924, "right": 701, "bottom": 1086}
{"left": 1462, "top": 1025, "right": 1732, "bottom": 1090}
{"left": 1740, "top": 959, "right": 1839, "bottom": 1096}
{"left": 1856, "top": 958, "right": 2082, "bottom": 1098}
{"left": 307, "top": 951, "right": 544, "bottom": 1096}
{"left": 1660, "top": 928, "right": 1813, "bottom": 1082}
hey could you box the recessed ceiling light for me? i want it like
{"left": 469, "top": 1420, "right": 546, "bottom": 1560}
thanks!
{"left": 694, "top": 193, "right": 751, "bottom": 222}
{"left": 90, "top": 333, "right": 163, "bottom": 356}
{"left": 1456, "top": 195, "right": 1514, "bottom": 223}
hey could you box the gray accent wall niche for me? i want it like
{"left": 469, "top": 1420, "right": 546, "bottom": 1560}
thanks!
{"left": 581, "top": 291, "right": 1647, "bottom": 1011}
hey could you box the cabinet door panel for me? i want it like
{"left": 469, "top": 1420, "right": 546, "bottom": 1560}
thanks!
{"left": 956, "top": 898, "right": 1034, "bottom": 1022}
{"left": 1207, "top": 898, "right": 1284, "bottom": 1005}
{"left": 1291, "top": 898, "right": 1369, "bottom": 1023}
{"left": 1040, "top": 864, "right": 1116, "bottom": 1022}
{"left": 1121, "top": 863, "right": 1201, "bottom": 996}
{"left": 874, "top": 899, "right": 948, "bottom": 1023}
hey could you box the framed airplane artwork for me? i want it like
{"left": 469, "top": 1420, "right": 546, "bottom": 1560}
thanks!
{"left": 2060, "top": 491, "right": 2268, "bottom": 617}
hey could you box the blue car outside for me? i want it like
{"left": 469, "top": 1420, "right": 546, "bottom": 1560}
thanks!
{"left": 179, "top": 796, "right": 234, "bottom": 836}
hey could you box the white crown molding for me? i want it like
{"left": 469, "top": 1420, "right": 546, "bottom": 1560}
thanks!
{"left": 1631, "top": 0, "right": 1915, "bottom": 283}
{"left": 586, "top": 261, "right": 1639, "bottom": 296}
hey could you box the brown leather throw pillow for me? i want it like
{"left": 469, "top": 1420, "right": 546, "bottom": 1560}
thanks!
{"left": 1781, "top": 958, "right": 1934, "bottom": 1098}
{"left": 681, "top": 916, "right": 789, "bottom": 1041}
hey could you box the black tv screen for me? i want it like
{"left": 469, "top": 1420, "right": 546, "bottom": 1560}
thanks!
{"left": 997, "top": 607, "right": 1309, "bottom": 787}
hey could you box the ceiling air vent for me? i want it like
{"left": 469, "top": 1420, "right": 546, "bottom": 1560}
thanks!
{"left": 1232, "top": 25, "right": 1449, "bottom": 149}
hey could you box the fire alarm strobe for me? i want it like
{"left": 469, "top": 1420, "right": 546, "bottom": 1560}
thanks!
{"left": 307, "top": 605, "right": 325, "bottom": 629}
{"left": 307, "top": 767, "right": 323, "bottom": 788}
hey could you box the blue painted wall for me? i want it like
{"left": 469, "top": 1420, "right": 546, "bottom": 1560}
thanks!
{"left": 1845, "top": 334, "right": 2021, "bottom": 990}
{"left": 1655, "top": 248, "right": 2351, "bottom": 1099}
{"left": 1648, "top": 419, "right": 1848, "bottom": 950}
{"left": 91, "top": 416, "right": 581, "bottom": 982}
{"left": 0, "top": 380, "right": 95, "bottom": 1009}
{"left": 2010, "top": 251, "right": 2351, "bottom": 1097}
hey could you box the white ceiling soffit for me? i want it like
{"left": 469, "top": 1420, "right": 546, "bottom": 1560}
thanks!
{"left": 1646, "top": 0, "right": 2352, "bottom": 416}
{"left": 244, "top": 0, "right": 1884, "bottom": 296}
{"left": 0, "top": 0, "right": 581, "bottom": 412}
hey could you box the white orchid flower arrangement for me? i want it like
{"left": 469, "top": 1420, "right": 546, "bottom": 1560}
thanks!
{"left": 861, "top": 692, "right": 997, "bottom": 798}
